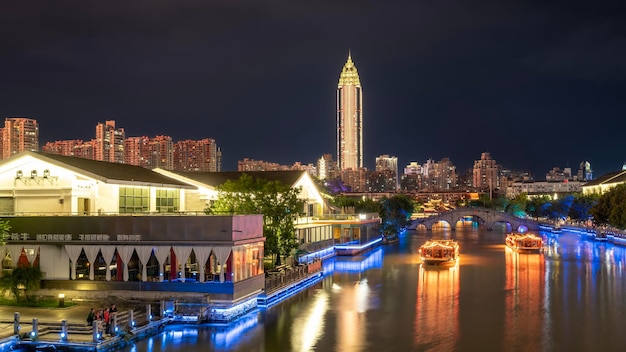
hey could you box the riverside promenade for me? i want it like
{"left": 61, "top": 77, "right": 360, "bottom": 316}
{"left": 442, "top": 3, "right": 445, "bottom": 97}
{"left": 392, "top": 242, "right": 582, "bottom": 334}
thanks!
{"left": 0, "top": 303, "right": 164, "bottom": 352}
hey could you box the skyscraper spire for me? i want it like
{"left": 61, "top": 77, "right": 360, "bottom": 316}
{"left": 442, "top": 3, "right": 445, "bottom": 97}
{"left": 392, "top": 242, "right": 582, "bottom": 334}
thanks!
{"left": 338, "top": 51, "right": 361, "bottom": 87}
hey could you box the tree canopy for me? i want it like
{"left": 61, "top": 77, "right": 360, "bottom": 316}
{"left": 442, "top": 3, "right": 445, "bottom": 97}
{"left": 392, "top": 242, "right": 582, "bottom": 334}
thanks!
{"left": 590, "top": 184, "right": 626, "bottom": 229}
{"left": 206, "top": 174, "right": 304, "bottom": 266}
{"left": 380, "top": 194, "right": 414, "bottom": 236}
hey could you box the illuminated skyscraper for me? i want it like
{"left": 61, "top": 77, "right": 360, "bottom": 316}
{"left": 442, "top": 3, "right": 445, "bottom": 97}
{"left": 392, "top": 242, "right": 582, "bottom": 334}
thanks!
{"left": 337, "top": 52, "right": 363, "bottom": 171}
{"left": 1, "top": 117, "right": 39, "bottom": 159}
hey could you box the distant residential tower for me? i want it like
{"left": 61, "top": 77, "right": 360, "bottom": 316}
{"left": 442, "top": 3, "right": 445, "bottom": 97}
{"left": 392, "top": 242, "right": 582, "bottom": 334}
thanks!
{"left": 1, "top": 117, "right": 39, "bottom": 160}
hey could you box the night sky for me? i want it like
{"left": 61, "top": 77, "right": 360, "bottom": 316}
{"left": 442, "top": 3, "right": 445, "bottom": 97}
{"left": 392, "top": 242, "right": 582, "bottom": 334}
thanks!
{"left": 1, "top": 1, "right": 625, "bottom": 178}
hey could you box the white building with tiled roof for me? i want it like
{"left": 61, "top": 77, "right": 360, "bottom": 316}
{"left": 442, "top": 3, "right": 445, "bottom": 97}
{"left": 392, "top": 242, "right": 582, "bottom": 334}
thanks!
{"left": 582, "top": 170, "right": 626, "bottom": 195}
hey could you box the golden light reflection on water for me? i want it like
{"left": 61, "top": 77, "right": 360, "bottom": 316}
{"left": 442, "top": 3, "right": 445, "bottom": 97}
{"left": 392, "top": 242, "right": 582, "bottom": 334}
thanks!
{"left": 414, "top": 263, "right": 460, "bottom": 350}
{"left": 332, "top": 278, "right": 372, "bottom": 351}
{"left": 503, "top": 247, "right": 545, "bottom": 351}
{"left": 291, "top": 291, "right": 328, "bottom": 352}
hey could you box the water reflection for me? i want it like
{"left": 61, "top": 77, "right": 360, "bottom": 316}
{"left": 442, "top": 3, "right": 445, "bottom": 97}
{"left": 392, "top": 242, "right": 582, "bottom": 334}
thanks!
{"left": 415, "top": 263, "right": 459, "bottom": 350}
{"left": 503, "top": 247, "right": 545, "bottom": 351}
{"left": 290, "top": 291, "right": 328, "bottom": 352}
{"left": 121, "top": 229, "right": 626, "bottom": 352}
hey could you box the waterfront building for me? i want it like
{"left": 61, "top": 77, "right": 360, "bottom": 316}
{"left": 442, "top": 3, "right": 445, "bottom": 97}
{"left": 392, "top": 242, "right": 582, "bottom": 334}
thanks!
{"left": 337, "top": 52, "right": 363, "bottom": 171}
{"left": 173, "top": 138, "right": 219, "bottom": 172}
{"left": 582, "top": 170, "right": 626, "bottom": 195}
{"left": 0, "top": 151, "right": 192, "bottom": 215}
{"left": 152, "top": 169, "right": 330, "bottom": 218}
{"left": 0, "top": 151, "right": 265, "bottom": 311}
{"left": 94, "top": 120, "right": 125, "bottom": 163}
{"left": 1, "top": 117, "right": 39, "bottom": 160}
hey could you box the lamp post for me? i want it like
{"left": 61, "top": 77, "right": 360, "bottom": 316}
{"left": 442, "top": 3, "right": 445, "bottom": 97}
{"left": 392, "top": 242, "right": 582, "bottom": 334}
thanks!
{"left": 58, "top": 293, "right": 65, "bottom": 308}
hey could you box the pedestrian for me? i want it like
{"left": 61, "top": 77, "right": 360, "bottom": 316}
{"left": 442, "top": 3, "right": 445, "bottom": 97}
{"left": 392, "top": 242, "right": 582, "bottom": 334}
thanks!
{"left": 103, "top": 307, "right": 110, "bottom": 334}
{"left": 108, "top": 304, "right": 118, "bottom": 335}
{"left": 86, "top": 308, "right": 95, "bottom": 326}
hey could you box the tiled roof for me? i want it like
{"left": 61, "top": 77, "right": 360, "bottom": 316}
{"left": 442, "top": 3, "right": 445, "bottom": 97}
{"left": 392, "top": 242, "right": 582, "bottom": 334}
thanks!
{"left": 33, "top": 152, "right": 192, "bottom": 187}
{"left": 582, "top": 170, "right": 626, "bottom": 187}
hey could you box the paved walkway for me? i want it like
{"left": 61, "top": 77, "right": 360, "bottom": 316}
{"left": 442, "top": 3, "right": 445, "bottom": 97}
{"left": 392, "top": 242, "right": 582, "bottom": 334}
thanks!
{"left": 0, "top": 303, "right": 148, "bottom": 344}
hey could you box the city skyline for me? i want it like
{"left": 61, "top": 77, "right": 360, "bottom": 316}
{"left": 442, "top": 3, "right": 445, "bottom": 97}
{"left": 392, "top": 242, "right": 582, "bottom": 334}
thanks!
{"left": 1, "top": 1, "right": 625, "bottom": 177}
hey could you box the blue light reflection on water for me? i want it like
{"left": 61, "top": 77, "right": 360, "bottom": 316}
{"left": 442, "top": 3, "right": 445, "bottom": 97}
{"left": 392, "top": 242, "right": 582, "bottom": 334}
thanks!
{"left": 121, "top": 229, "right": 626, "bottom": 352}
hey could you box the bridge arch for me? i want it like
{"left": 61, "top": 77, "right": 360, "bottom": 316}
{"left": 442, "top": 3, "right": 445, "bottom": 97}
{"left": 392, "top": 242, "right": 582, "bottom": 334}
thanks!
{"left": 410, "top": 208, "right": 539, "bottom": 232}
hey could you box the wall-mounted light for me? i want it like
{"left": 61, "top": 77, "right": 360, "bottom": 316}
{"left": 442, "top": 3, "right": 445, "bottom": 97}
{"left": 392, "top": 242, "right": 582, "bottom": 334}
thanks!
{"left": 16, "top": 170, "right": 23, "bottom": 179}
{"left": 30, "top": 170, "right": 37, "bottom": 178}
{"left": 43, "top": 169, "right": 50, "bottom": 178}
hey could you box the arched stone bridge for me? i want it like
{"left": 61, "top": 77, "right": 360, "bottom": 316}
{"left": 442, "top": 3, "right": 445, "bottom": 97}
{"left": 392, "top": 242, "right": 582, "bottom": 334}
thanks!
{"left": 410, "top": 208, "right": 540, "bottom": 231}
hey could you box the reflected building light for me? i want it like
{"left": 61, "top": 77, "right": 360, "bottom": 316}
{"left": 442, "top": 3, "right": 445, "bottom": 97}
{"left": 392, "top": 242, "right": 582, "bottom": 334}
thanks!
{"left": 292, "top": 292, "right": 328, "bottom": 352}
{"left": 332, "top": 248, "right": 383, "bottom": 273}
{"left": 212, "top": 313, "right": 259, "bottom": 349}
{"left": 355, "top": 278, "right": 370, "bottom": 313}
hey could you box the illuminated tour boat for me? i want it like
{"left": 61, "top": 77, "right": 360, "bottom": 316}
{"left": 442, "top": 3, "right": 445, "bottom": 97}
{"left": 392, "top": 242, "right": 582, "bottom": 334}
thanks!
{"left": 419, "top": 239, "right": 460, "bottom": 266}
{"left": 505, "top": 233, "right": 544, "bottom": 252}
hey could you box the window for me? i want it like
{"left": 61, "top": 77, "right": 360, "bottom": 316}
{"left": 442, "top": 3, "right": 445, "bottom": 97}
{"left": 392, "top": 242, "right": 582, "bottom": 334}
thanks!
{"left": 156, "top": 189, "right": 180, "bottom": 213}
{"left": 119, "top": 187, "right": 149, "bottom": 213}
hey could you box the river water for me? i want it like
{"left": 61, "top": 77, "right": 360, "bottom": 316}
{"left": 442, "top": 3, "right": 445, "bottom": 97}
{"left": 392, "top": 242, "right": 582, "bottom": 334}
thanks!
{"left": 121, "top": 227, "right": 626, "bottom": 352}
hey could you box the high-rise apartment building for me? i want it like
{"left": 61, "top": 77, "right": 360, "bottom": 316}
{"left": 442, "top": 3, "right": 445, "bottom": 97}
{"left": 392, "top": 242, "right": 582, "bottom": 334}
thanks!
{"left": 337, "top": 53, "right": 363, "bottom": 171}
{"left": 94, "top": 120, "right": 125, "bottom": 163}
{"left": 124, "top": 136, "right": 150, "bottom": 167}
{"left": 375, "top": 154, "right": 399, "bottom": 191}
{"left": 149, "top": 136, "right": 174, "bottom": 170}
{"left": 173, "top": 138, "right": 219, "bottom": 172}
{"left": 317, "top": 154, "right": 338, "bottom": 180}
{"left": 340, "top": 168, "right": 368, "bottom": 192}
{"left": 473, "top": 152, "right": 499, "bottom": 192}
{"left": 1, "top": 117, "right": 39, "bottom": 160}
{"left": 124, "top": 135, "right": 174, "bottom": 170}
{"left": 42, "top": 140, "right": 91, "bottom": 158}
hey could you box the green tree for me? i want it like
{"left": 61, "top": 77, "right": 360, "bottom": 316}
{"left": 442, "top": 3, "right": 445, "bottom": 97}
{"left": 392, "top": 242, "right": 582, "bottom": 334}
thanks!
{"left": 206, "top": 174, "right": 304, "bottom": 266}
{"left": 380, "top": 194, "right": 414, "bottom": 236}
{"left": 568, "top": 193, "right": 598, "bottom": 222}
{"left": 526, "top": 196, "right": 551, "bottom": 220}
{"left": 330, "top": 195, "right": 383, "bottom": 214}
{"left": 590, "top": 184, "right": 626, "bottom": 229}
{"left": 0, "top": 267, "right": 43, "bottom": 302}
{"left": 469, "top": 194, "right": 494, "bottom": 209}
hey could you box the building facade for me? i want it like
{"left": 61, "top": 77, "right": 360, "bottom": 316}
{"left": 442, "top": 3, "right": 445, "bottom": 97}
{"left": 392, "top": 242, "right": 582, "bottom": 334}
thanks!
{"left": 173, "top": 139, "right": 219, "bottom": 172}
{"left": 375, "top": 154, "right": 398, "bottom": 191}
{"left": 94, "top": 120, "right": 125, "bottom": 163}
{"left": 1, "top": 117, "right": 39, "bottom": 160}
{"left": 473, "top": 152, "right": 499, "bottom": 192}
{"left": 336, "top": 53, "right": 363, "bottom": 171}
